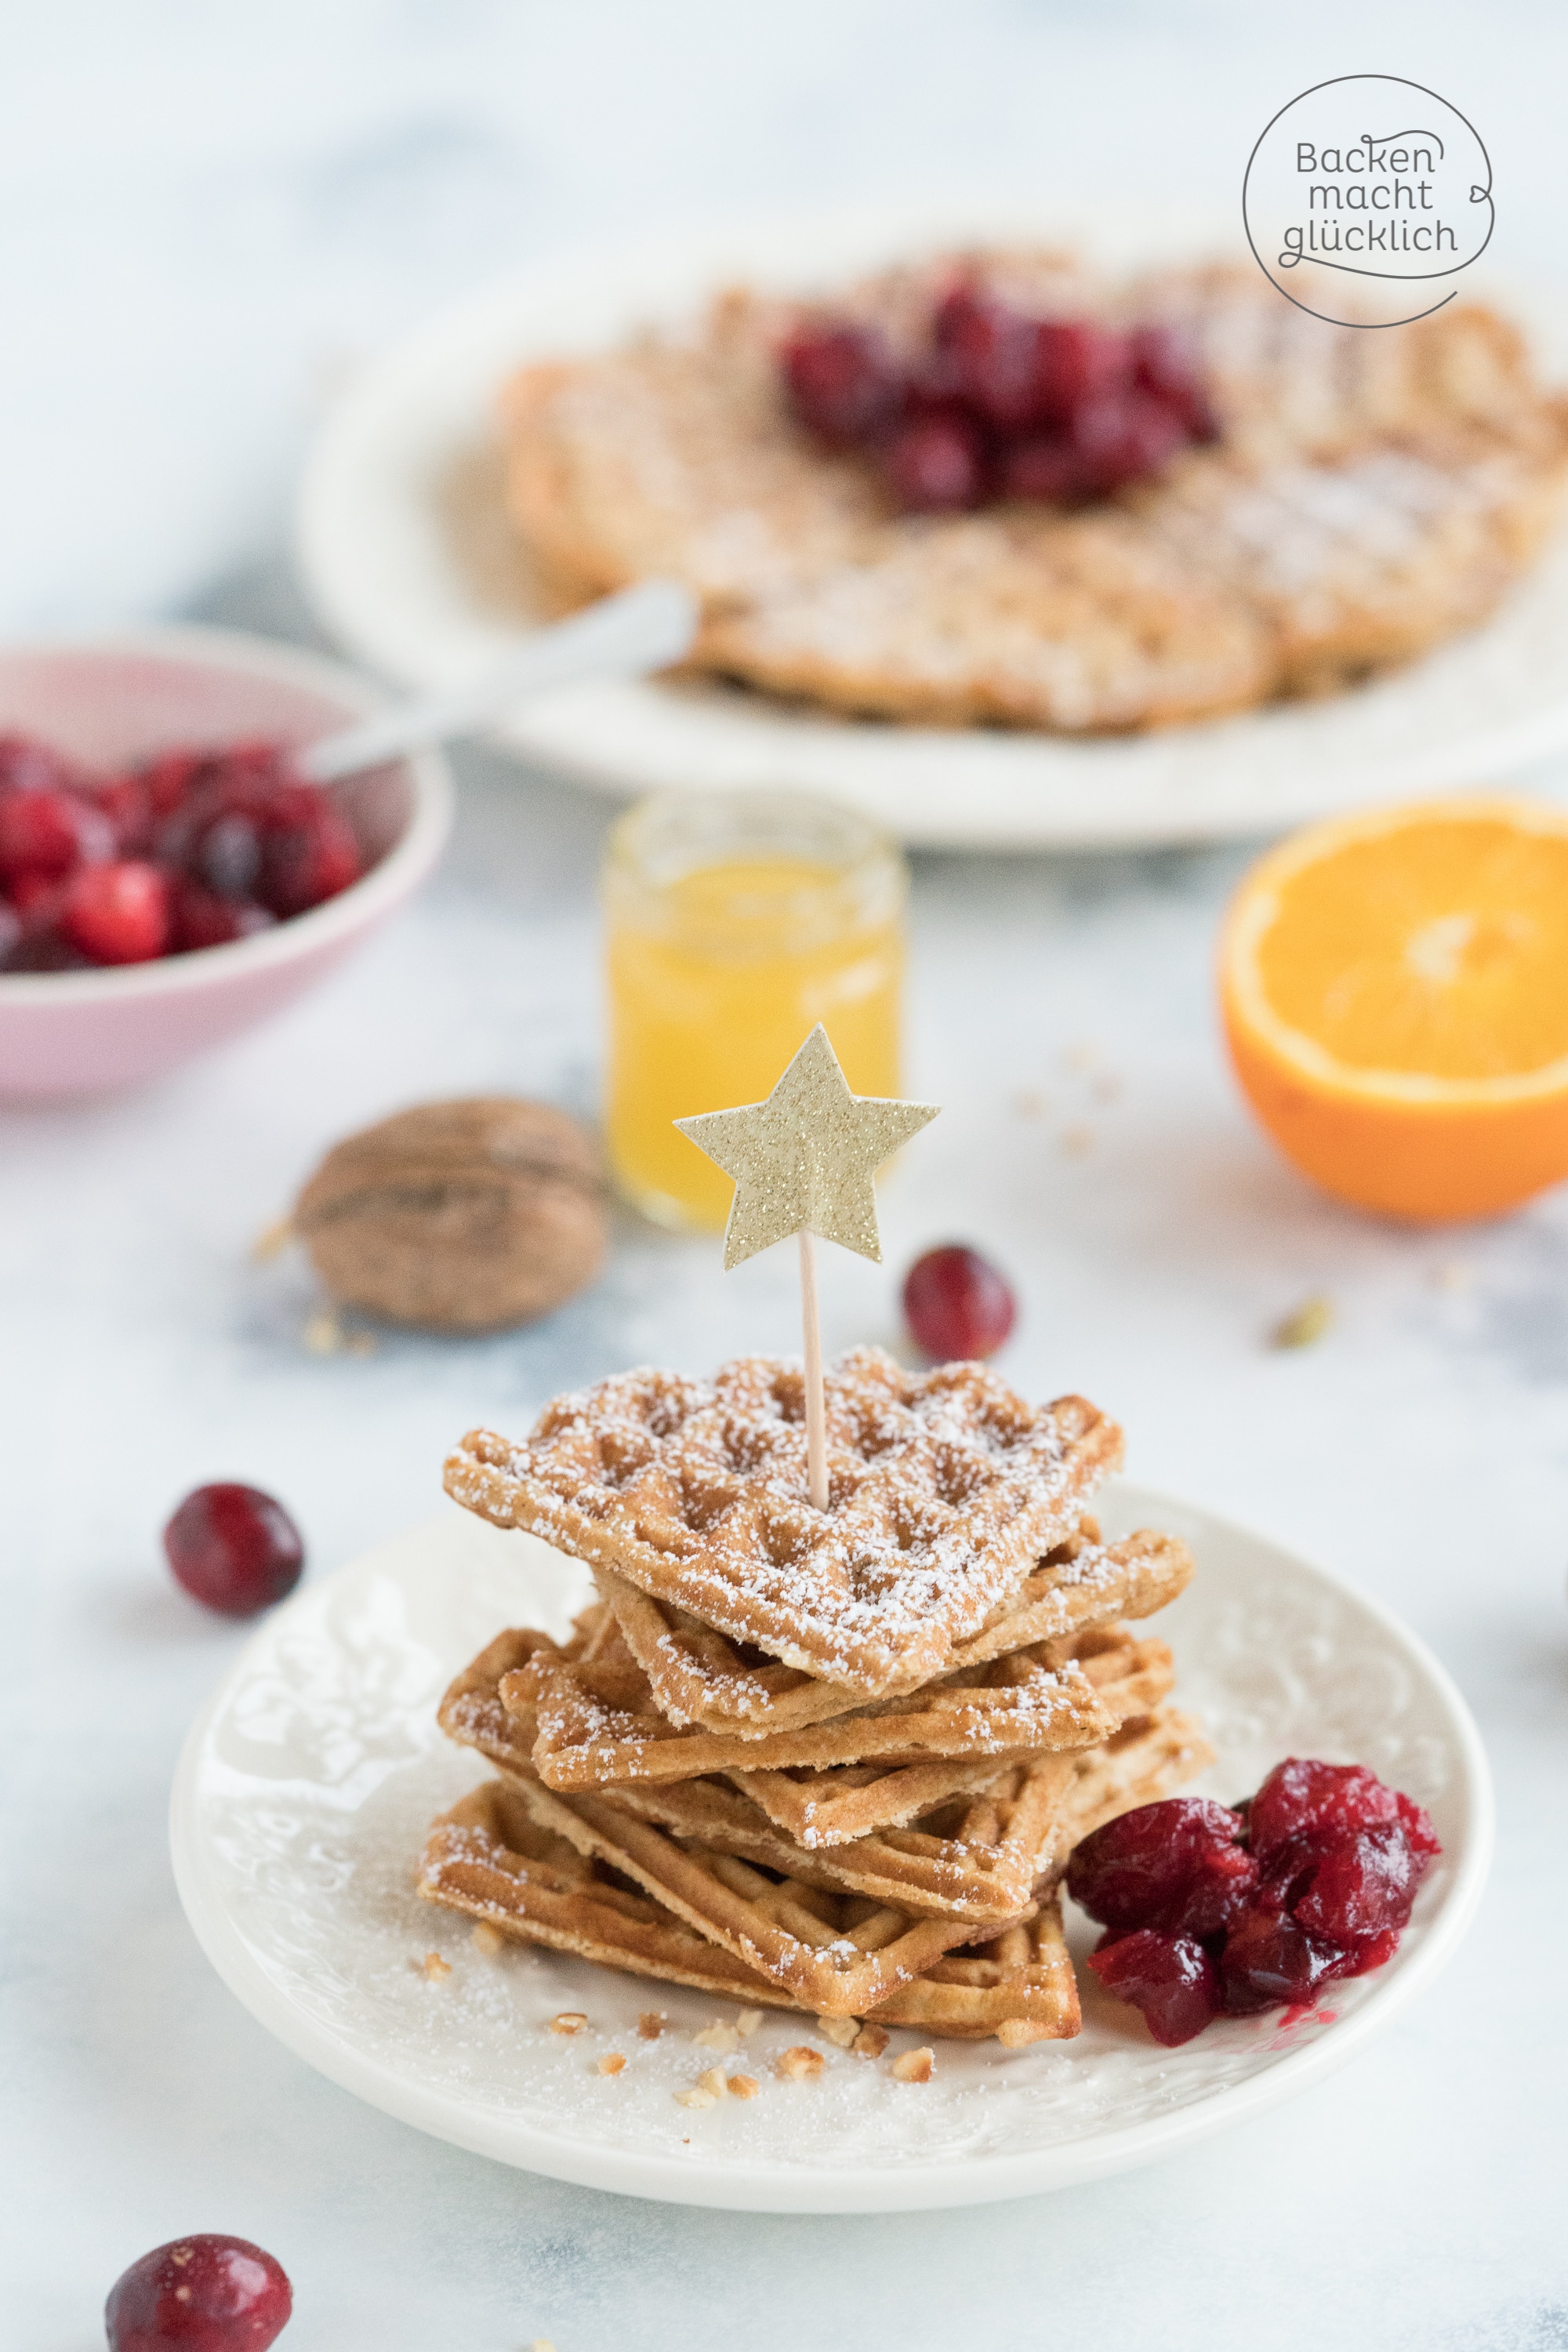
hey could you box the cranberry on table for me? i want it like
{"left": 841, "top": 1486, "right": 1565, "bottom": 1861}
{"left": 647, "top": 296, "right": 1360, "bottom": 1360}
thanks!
{"left": 105, "top": 2234, "right": 291, "bottom": 2352}
{"left": 1089, "top": 1928, "right": 1221, "bottom": 2047}
{"left": 163, "top": 1484, "right": 305, "bottom": 1617}
{"left": 902, "top": 1243, "right": 1017, "bottom": 1359}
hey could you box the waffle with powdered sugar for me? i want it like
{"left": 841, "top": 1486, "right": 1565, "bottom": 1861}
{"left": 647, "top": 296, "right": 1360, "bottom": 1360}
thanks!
{"left": 499, "top": 257, "right": 1568, "bottom": 730}
{"left": 444, "top": 1347, "right": 1122, "bottom": 1699}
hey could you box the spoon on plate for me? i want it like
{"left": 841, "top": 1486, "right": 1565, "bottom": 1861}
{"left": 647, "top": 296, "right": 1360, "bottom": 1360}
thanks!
{"left": 295, "top": 578, "right": 699, "bottom": 785}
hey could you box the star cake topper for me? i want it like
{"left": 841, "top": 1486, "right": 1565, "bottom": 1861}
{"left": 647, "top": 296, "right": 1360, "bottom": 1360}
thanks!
{"left": 676, "top": 1024, "right": 940, "bottom": 1271}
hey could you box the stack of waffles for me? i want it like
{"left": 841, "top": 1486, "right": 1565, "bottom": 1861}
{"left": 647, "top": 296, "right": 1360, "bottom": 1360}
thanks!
{"left": 419, "top": 1345, "right": 1212, "bottom": 2047}
{"left": 500, "top": 256, "right": 1568, "bottom": 731}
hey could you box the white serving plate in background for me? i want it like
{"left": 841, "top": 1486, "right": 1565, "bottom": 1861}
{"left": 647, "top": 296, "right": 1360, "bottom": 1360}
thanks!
{"left": 295, "top": 200, "right": 1568, "bottom": 851}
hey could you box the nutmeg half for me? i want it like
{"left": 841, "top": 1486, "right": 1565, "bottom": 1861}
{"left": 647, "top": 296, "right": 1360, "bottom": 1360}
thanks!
{"left": 293, "top": 1098, "right": 607, "bottom": 1334}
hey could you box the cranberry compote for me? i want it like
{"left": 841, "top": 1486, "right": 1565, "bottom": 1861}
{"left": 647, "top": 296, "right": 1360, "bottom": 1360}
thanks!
{"left": 780, "top": 274, "right": 1218, "bottom": 513}
{"left": 104, "top": 2234, "right": 292, "bottom": 2352}
{"left": 1067, "top": 1759, "right": 1440, "bottom": 2045}
{"left": 163, "top": 1484, "right": 305, "bottom": 1617}
{"left": 902, "top": 1244, "right": 1017, "bottom": 1359}
{"left": 0, "top": 733, "right": 362, "bottom": 974}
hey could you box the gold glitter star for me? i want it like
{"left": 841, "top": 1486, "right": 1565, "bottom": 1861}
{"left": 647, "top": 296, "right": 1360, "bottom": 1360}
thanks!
{"left": 675, "top": 1025, "right": 940, "bottom": 1272}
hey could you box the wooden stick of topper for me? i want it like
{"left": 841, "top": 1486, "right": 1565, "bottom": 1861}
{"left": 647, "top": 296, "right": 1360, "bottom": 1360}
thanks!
{"left": 676, "top": 1025, "right": 940, "bottom": 1511}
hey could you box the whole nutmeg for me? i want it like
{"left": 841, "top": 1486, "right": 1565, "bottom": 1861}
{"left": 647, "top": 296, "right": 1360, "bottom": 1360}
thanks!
{"left": 293, "top": 1097, "right": 607, "bottom": 1334}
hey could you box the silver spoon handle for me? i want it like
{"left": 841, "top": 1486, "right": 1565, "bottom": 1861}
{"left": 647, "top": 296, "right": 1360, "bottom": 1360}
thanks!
{"left": 297, "top": 579, "right": 699, "bottom": 784}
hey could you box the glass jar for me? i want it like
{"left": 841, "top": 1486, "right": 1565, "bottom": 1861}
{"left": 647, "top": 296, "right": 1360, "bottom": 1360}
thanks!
{"left": 603, "top": 789, "right": 908, "bottom": 1231}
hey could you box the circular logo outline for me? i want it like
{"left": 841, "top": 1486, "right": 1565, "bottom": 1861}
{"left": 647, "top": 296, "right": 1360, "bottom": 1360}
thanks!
{"left": 1243, "top": 73, "right": 1494, "bottom": 330}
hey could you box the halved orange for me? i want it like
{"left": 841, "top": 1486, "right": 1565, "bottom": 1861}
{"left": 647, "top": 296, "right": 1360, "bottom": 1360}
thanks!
{"left": 1220, "top": 797, "right": 1568, "bottom": 1222}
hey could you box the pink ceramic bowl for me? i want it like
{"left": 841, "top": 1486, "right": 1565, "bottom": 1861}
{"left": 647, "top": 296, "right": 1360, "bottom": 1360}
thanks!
{"left": 0, "top": 627, "right": 454, "bottom": 1098}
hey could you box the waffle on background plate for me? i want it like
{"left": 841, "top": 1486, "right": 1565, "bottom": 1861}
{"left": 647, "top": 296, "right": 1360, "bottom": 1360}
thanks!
{"left": 419, "top": 1345, "right": 1214, "bottom": 2046}
{"left": 496, "top": 252, "right": 1568, "bottom": 732}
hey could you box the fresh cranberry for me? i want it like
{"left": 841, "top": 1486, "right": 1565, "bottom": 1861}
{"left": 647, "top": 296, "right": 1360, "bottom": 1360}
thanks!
{"left": 7, "top": 869, "right": 65, "bottom": 921}
{"left": 0, "top": 732, "right": 78, "bottom": 797}
{"left": 1034, "top": 318, "right": 1132, "bottom": 423}
{"left": 902, "top": 1243, "right": 1017, "bottom": 1359}
{"left": 1131, "top": 323, "right": 1217, "bottom": 440}
{"left": 60, "top": 859, "right": 172, "bottom": 964}
{"left": 170, "top": 880, "right": 276, "bottom": 953}
{"left": 104, "top": 2233, "right": 292, "bottom": 2351}
{"left": 1066, "top": 1796, "right": 1256, "bottom": 1936}
{"left": 0, "top": 783, "right": 114, "bottom": 885}
{"left": 95, "top": 772, "right": 156, "bottom": 856}
{"left": 1071, "top": 389, "right": 1187, "bottom": 494}
{"left": 884, "top": 414, "right": 986, "bottom": 513}
{"left": 189, "top": 809, "right": 264, "bottom": 899}
{"left": 934, "top": 285, "right": 1051, "bottom": 431}
{"left": 782, "top": 325, "right": 901, "bottom": 446}
{"left": 1221, "top": 1903, "right": 1341, "bottom": 2015}
{"left": 163, "top": 1483, "right": 305, "bottom": 1617}
{"left": 1088, "top": 1929, "right": 1221, "bottom": 2046}
{"left": 1294, "top": 1823, "right": 1422, "bottom": 1944}
{"left": 1248, "top": 1759, "right": 1439, "bottom": 1866}
{"left": 996, "top": 433, "right": 1092, "bottom": 506}
{"left": 256, "top": 795, "right": 361, "bottom": 918}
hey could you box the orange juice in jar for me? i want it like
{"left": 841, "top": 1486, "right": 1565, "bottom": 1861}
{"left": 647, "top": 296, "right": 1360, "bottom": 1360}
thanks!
{"left": 604, "top": 790, "right": 907, "bottom": 1230}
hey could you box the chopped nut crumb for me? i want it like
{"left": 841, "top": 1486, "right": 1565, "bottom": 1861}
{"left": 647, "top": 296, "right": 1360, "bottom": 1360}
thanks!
{"left": 1012, "top": 1087, "right": 1047, "bottom": 1120}
{"left": 674, "top": 2084, "right": 718, "bottom": 2110}
{"left": 1432, "top": 1260, "right": 1472, "bottom": 1293}
{"left": 1270, "top": 1293, "right": 1334, "bottom": 1349}
{"left": 597, "top": 2053, "right": 626, "bottom": 2076}
{"left": 1062, "top": 1044, "right": 1096, "bottom": 1073}
{"left": 692, "top": 2022, "right": 741, "bottom": 2054}
{"left": 696, "top": 2067, "right": 730, "bottom": 2100}
{"left": 728, "top": 2074, "right": 759, "bottom": 2100}
{"left": 470, "top": 1922, "right": 503, "bottom": 1958}
{"left": 637, "top": 2011, "right": 666, "bottom": 2040}
{"left": 304, "top": 1308, "right": 344, "bottom": 1355}
{"left": 815, "top": 2014, "right": 858, "bottom": 2049}
{"left": 532, "top": 2340, "right": 557, "bottom": 2351}
{"left": 416, "top": 1951, "right": 451, "bottom": 1983}
{"left": 1091, "top": 1072, "right": 1122, "bottom": 1104}
{"left": 344, "top": 1329, "right": 377, "bottom": 1357}
{"left": 996, "top": 2019, "right": 1052, "bottom": 2049}
{"left": 549, "top": 2011, "right": 588, "bottom": 2036}
{"left": 1059, "top": 1124, "right": 1094, "bottom": 1157}
{"left": 250, "top": 1215, "right": 293, "bottom": 1264}
{"left": 851, "top": 2022, "right": 889, "bottom": 2059}
{"left": 891, "top": 2047, "right": 935, "bottom": 2083}
{"left": 775, "top": 2045, "right": 824, "bottom": 2082}
{"left": 733, "top": 2009, "right": 763, "bottom": 2038}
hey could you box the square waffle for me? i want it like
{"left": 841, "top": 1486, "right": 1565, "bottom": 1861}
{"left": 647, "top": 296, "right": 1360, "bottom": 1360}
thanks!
{"left": 558, "top": 1704, "right": 1210, "bottom": 1925}
{"left": 595, "top": 1519, "right": 1192, "bottom": 1733}
{"left": 438, "top": 1612, "right": 1167, "bottom": 1802}
{"left": 419, "top": 1778, "right": 1082, "bottom": 2041}
{"left": 510, "top": 1771, "right": 985, "bottom": 2015}
{"left": 444, "top": 1346, "right": 1122, "bottom": 1699}
{"left": 724, "top": 1624, "right": 1172, "bottom": 1843}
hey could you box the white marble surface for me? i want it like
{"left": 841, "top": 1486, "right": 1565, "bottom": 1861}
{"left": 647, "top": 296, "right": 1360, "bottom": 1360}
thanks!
{"left": 4, "top": 5, "right": 1568, "bottom": 2347}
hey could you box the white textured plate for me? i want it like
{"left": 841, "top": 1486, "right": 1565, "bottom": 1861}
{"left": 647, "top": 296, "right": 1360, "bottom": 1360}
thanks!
{"left": 170, "top": 1480, "right": 1489, "bottom": 2211}
{"left": 295, "top": 200, "right": 1568, "bottom": 851}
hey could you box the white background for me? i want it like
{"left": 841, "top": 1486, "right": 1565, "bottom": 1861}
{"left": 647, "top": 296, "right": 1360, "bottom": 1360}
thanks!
{"left": 2, "top": 4, "right": 1566, "bottom": 2347}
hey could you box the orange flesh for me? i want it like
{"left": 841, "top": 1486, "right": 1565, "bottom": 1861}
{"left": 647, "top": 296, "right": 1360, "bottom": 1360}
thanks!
{"left": 1256, "top": 818, "right": 1568, "bottom": 1081}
